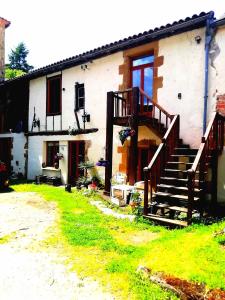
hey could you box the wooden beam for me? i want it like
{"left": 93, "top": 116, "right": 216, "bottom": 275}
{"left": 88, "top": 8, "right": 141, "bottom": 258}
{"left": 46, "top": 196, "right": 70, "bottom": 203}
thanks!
{"left": 128, "top": 87, "right": 139, "bottom": 185}
{"left": 104, "top": 91, "right": 114, "bottom": 195}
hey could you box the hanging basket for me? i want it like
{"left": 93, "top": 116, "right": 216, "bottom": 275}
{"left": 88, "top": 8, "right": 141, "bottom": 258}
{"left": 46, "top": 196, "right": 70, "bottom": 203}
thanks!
{"left": 96, "top": 158, "right": 109, "bottom": 167}
{"left": 118, "top": 128, "right": 136, "bottom": 145}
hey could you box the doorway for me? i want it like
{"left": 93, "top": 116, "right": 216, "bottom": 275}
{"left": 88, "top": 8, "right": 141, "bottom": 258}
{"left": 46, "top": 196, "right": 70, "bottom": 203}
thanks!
{"left": 131, "top": 54, "right": 154, "bottom": 113}
{"left": 137, "top": 144, "right": 157, "bottom": 181}
{"left": 0, "top": 138, "right": 12, "bottom": 173}
{"left": 68, "top": 141, "right": 85, "bottom": 185}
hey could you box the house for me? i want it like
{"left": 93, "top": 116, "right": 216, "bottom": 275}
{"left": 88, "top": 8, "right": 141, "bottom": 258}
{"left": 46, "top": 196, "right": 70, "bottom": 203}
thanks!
{"left": 0, "top": 17, "right": 29, "bottom": 177}
{"left": 1, "top": 11, "right": 225, "bottom": 225}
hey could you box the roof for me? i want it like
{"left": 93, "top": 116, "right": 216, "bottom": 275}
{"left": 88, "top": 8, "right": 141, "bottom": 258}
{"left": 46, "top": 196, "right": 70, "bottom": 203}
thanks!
{"left": 0, "top": 17, "right": 10, "bottom": 28}
{"left": 3, "top": 11, "right": 213, "bottom": 84}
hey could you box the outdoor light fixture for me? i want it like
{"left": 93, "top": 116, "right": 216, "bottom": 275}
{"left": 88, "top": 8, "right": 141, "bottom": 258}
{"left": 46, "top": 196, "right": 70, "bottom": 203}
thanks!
{"left": 82, "top": 112, "right": 90, "bottom": 123}
{"left": 195, "top": 35, "right": 201, "bottom": 44}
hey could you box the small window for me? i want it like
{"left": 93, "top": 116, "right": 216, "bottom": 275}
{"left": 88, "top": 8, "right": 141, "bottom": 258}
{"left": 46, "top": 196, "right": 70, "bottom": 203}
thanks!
{"left": 75, "top": 83, "right": 85, "bottom": 111}
{"left": 46, "top": 141, "right": 59, "bottom": 167}
{"left": 47, "top": 76, "right": 61, "bottom": 115}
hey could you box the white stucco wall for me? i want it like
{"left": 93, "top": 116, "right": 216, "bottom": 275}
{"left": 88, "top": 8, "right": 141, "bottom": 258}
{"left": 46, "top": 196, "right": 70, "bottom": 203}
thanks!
{"left": 158, "top": 28, "right": 206, "bottom": 148}
{"left": 28, "top": 52, "right": 124, "bottom": 182}
{"left": 0, "top": 133, "right": 26, "bottom": 175}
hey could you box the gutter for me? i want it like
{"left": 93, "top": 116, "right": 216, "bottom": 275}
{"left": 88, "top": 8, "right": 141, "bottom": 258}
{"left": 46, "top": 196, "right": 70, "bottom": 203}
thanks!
{"left": 203, "top": 11, "right": 215, "bottom": 134}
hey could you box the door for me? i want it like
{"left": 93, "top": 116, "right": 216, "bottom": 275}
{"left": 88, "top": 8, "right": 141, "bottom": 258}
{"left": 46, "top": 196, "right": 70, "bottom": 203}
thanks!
{"left": 68, "top": 141, "right": 85, "bottom": 185}
{"left": 132, "top": 54, "right": 154, "bottom": 113}
{"left": 0, "top": 138, "right": 12, "bottom": 174}
{"left": 137, "top": 145, "right": 157, "bottom": 181}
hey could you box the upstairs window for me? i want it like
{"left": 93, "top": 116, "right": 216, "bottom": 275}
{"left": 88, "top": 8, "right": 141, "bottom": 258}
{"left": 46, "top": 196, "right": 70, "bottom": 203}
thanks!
{"left": 132, "top": 54, "right": 154, "bottom": 99}
{"left": 47, "top": 75, "right": 62, "bottom": 115}
{"left": 46, "top": 141, "right": 59, "bottom": 167}
{"left": 75, "top": 83, "right": 85, "bottom": 111}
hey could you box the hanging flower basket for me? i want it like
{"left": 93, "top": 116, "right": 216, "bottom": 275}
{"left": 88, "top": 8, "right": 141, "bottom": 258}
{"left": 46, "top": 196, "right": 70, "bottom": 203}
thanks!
{"left": 96, "top": 158, "right": 109, "bottom": 167}
{"left": 118, "top": 128, "right": 136, "bottom": 145}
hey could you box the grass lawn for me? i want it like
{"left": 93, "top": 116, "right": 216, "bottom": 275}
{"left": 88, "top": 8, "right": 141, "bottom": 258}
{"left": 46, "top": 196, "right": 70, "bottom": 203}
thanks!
{"left": 11, "top": 183, "right": 225, "bottom": 299}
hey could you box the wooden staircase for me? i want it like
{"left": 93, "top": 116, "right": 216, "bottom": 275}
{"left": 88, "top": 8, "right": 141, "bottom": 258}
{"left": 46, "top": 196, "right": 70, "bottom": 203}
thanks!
{"left": 143, "top": 112, "right": 225, "bottom": 227}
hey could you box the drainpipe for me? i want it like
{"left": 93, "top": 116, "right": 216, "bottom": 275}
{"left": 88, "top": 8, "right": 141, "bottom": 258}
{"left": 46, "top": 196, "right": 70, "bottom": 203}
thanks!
{"left": 203, "top": 11, "right": 215, "bottom": 134}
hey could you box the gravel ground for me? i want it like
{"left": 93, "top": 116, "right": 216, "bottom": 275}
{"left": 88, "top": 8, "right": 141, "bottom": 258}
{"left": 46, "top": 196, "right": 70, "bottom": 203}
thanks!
{"left": 0, "top": 192, "right": 114, "bottom": 300}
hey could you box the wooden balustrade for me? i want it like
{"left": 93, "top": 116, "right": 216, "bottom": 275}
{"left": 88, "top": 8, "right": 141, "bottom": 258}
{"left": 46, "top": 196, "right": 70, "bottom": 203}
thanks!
{"left": 187, "top": 112, "right": 225, "bottom": 224}
{"left": 143, "top": 115, "right": 180, "bottom": 215}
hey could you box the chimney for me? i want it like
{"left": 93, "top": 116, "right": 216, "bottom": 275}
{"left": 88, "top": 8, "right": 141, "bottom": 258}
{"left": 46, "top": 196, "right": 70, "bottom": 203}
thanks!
{"left": 0, "top": 17, "right": 10, "bottom": 82}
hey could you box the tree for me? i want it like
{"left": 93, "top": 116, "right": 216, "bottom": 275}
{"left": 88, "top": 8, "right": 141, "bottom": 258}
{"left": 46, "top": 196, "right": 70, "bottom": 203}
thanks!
{"left": 5, "top": 68, "right": 26, "bottom": 79}
{"left": 8, "top": 42, "right": 33, "bottom": 73}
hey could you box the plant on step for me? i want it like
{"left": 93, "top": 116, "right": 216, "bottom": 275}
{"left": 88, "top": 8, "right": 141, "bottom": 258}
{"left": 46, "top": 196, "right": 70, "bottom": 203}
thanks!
{"left": 118, "top": 128, "right": 135, "bottom": 145}
{"left": 129, "top": 191, "right": 142, "bottom": 215}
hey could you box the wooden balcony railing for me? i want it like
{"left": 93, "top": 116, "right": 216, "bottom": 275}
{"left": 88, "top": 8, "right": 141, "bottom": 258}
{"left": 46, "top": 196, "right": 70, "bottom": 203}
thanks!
{"left": 143, "top": 115, "right": 180, "bottom": 215}
{"left": 113, "top": 87, "right": 173, "bottom": 130}
{"left": 187, "top": 112, "right": 225, "bottom": 224}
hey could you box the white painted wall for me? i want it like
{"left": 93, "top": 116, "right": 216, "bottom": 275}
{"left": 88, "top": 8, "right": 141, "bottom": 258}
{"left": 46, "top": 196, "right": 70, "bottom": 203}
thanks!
{"left": 158, "top": 28, "right": 206, "bottom": 148}
{"left": 28, "top": 52, "right": 124, "bottom": 182}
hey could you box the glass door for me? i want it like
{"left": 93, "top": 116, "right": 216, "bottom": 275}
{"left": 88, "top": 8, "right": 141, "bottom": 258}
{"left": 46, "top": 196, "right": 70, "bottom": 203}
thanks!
{"left": 132, "top": 54, "right": 154, "bottom": 113}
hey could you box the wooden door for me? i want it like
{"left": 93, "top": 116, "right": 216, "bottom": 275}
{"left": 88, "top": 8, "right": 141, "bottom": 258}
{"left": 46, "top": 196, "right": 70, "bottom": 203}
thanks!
{"left": 68, "top": 141, "right": 85, "bottom": 185}
{"left": 0, "top": 138, "right": 12, "bottom": 173}
{"left": 137, "top": 145, "right": 156, "bottom": 181}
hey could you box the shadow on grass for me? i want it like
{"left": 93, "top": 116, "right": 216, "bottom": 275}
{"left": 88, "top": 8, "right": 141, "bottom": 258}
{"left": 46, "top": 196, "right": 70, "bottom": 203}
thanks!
{"left": 0, "top": 187, "right": 15, "bottom": 193}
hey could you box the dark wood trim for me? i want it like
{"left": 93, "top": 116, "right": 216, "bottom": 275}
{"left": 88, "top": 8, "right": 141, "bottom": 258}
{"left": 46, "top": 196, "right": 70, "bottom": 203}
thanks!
{"left": 26, "top": 128, "right": 98, "bottom": 136}
{"left": 46, "top": 75, "right": 62, "bottom": 116}
{"left": 128, "top": 87, "right": 139, "bottom": 185}
{"left": 104, "top": 91, "right": 114, "bottom": 195}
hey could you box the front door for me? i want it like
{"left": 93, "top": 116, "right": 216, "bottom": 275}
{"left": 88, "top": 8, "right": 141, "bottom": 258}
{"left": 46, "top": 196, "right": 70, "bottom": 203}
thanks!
{"left": 132, "top": 54, "right": 154, "bottom": 113}
{"left": 68, "top": 141, "right": 85, "bottom": 185}
{"left": 137, "top": 145, "right": 157, "bottom": 181}
{"left": 0, "top": 138, "right": 12, "bottom": 173}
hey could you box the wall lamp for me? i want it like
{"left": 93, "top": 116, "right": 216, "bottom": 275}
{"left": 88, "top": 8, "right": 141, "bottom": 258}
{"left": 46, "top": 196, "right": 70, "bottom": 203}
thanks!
{"left": 82, "top": 112, "right": 90, "bottom": 123}
{"left": 195, "top": 35, "right": 202, "bottom": 44}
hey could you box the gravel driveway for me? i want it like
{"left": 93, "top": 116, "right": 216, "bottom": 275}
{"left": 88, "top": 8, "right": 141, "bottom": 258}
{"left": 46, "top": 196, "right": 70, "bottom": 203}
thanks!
{"left": 0, "top": 192, "right": 114, "bottom": 300}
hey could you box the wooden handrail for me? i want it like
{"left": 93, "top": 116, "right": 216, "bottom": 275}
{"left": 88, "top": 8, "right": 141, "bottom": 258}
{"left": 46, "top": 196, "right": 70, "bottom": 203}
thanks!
{"left": 187, "top": 112, "right": 225, "bottom": 224}
{"left": 139, "top": 87, "right": 172, "bottom": 120}
{"left": 143, "top": 115, "right": 180, "bottom": 215}
{"left": 146, "top": 115, "right": 178, "bottom": 170}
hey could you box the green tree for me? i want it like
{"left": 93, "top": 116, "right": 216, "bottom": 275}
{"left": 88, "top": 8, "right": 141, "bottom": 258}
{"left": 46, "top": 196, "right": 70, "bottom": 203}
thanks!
{"left": 8, "top": 42, "right": 33, "bottom": 73}
{"left": 5, "top": 68, "right": 26, "bottom": 79}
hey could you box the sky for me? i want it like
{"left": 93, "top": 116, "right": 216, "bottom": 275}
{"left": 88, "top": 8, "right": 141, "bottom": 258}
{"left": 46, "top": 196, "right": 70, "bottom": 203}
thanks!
{"left": 1, "top": 0, "right": 225, "bottom": 69}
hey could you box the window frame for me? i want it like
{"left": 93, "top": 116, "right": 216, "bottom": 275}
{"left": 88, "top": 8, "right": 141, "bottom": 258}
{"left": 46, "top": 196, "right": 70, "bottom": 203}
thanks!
{"left": 46, "top": 75, "right": 62, "bottom": 116}
{"left": 75, "top": 83, "right": 85, "bottom": 111}
{"left": 46, "top": 141, "right": 59, "bottom": 167}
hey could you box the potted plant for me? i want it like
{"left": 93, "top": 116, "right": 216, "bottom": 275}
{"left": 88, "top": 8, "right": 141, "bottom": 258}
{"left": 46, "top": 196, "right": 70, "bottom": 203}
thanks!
{"left": 118, "top": 128, "right": 135, "bottom": 145}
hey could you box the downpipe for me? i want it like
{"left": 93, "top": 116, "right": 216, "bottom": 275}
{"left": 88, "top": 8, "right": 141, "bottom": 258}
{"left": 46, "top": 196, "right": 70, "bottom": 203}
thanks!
{"left": 203, "top": 12, "right": 215, "bottom": 134}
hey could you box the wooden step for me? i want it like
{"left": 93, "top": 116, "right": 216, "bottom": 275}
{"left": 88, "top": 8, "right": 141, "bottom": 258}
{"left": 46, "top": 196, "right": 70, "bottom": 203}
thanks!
{"left": 153, "top": 192, "right": 199, "bottom": 202}
{"left": 157, "top": 184, "right": 202, "bottom": 193}
{"left": 160, "top": 177, "right": 203, "bottom": 185}
{"left": 175, "top": 148, "right": 198, "bottom": 155}
{"left": 169, "top": 206, "right": 188, "bottom": 213}
{"left": 144, "top": 214, "right": 188, "bottom": 227}
{"left": 171, "top": 154, "right": 196, "bottom": 158}
{"left": 164, "top": 168, "right": 188, "bottom": 173}
{"left": 167, "top": 161, "right": 193, "bottom": 166}
{"left": 155, "top": 203, "right": 170, "bottom": 208}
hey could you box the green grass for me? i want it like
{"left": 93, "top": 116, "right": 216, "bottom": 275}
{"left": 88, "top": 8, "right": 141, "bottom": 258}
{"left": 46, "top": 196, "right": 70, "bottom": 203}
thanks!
{"left": 11, "top": 183, "right": 225, "bottom": 299}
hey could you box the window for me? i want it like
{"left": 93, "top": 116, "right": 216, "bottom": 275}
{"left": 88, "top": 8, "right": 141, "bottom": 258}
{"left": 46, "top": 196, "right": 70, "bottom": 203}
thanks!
{"left": 75, "top": 83, "right": 85, "bottom": 111}
{"left": 132, "top": 54, "right": 154, "bottom": 102}
{"left": 47, "top": 75, "right": 61, "bottom": 115}
{"left": 46, "top": 141, "right": 59, "bottom": 167}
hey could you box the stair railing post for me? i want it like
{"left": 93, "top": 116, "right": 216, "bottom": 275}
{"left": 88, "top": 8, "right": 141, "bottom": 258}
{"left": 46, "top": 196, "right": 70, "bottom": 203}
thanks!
{"left": 187, "top": 169, "right": 194, "bottom": 225}
{"left": 211, "top": 116, "right": 218, "bottom": 209}
{"left": 128, "top": 87, "right": 139, "bottom": 185}
{"left": 104, "top": 91, "right": 114, "bottom": 195}
{"left": 143, "top": 167, "right": 149, "bottom": 215}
